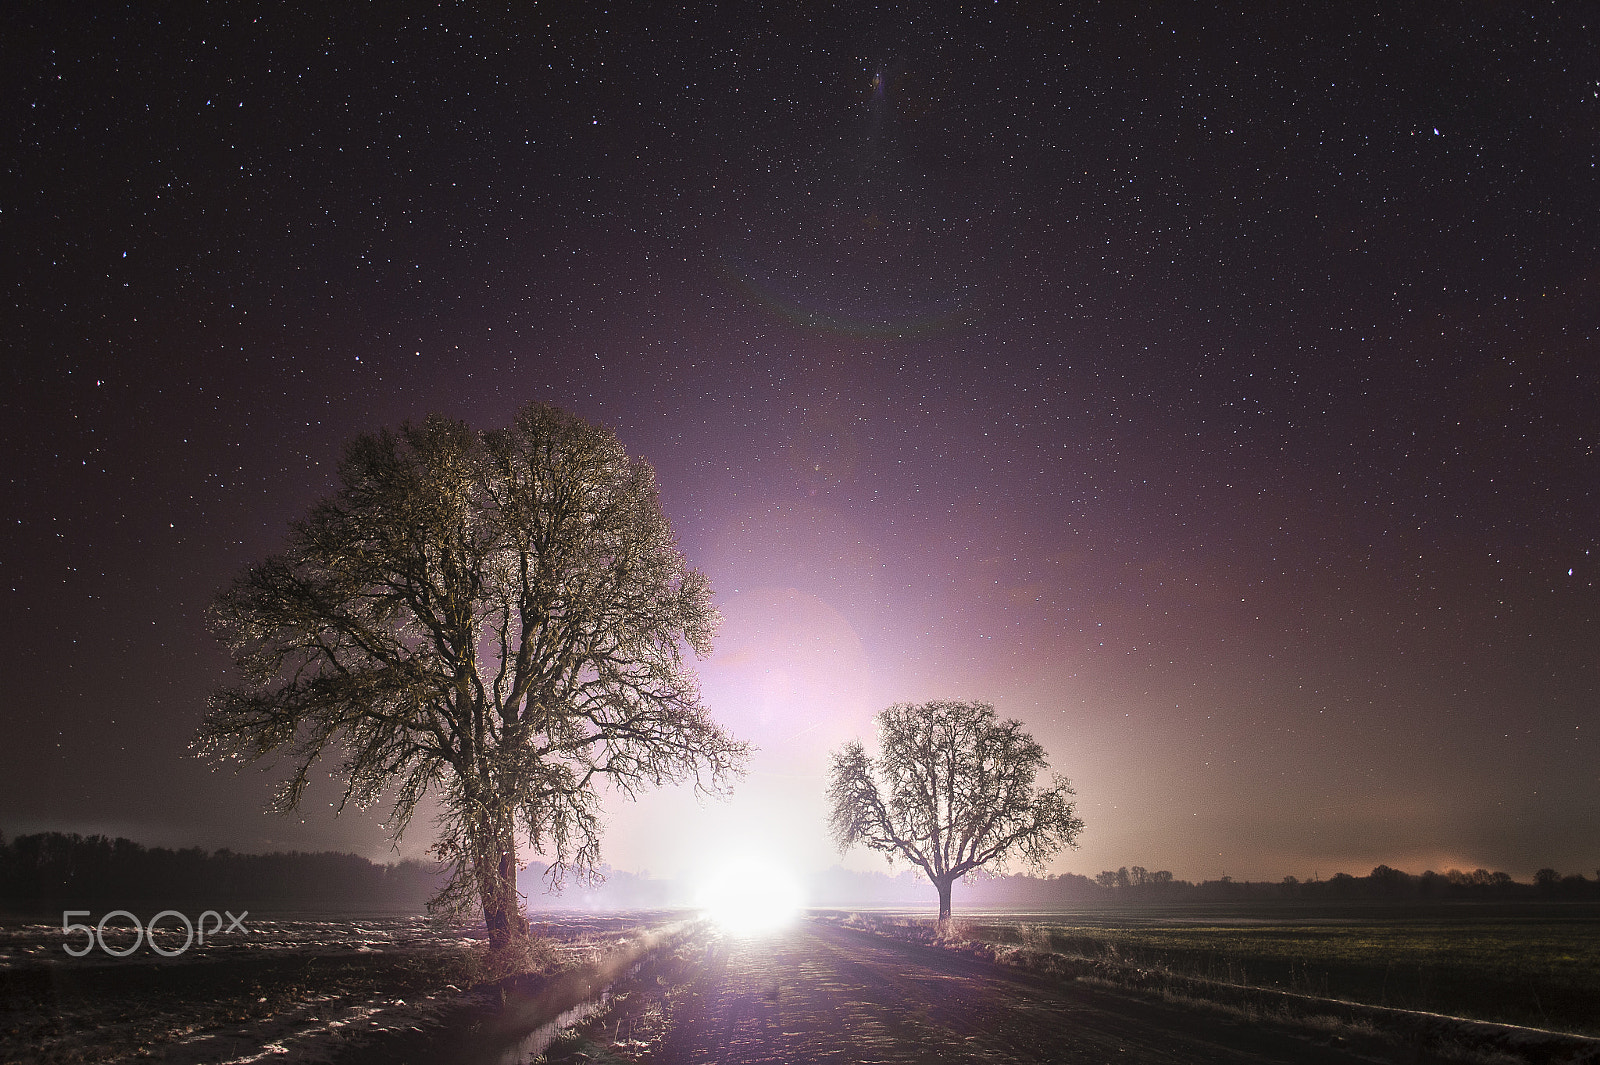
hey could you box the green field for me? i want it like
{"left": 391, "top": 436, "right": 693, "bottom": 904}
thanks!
{"left": 952, "top": 903, "right": 1600, "bottom": 1035}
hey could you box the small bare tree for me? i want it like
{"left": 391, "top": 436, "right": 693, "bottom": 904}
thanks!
{"left": 198, "top": 403, "right": 748, "bottom": 949}
{"left": 827, "top": 700, "right": 1083, "bottom": 919}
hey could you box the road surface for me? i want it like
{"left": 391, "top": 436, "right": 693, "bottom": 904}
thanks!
{"left": 643, "top": 920, "right": 1383, "bottom": 1064}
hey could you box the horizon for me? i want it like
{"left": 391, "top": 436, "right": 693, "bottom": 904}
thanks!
{"left": 2, "top": 827, "right": 1585, "bottom": 892}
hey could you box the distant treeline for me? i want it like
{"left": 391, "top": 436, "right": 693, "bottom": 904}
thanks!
{"left": 0, "top": 831, "right": 448, "bottom": 912}
{"left": 7, "top": 830, "right": 1597, "bottom": 913}
{"left": 817, "top": 863, "right": 1600, "bottom": 908}
{"left": 965, "top": 863, "right": 1600, "bottom": 905}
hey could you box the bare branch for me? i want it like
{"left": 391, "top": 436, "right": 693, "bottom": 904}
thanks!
{"left": 198, "top": 403, "right": 748, "bottom": 947}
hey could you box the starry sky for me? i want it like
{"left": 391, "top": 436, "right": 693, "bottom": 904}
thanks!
{"left": 4, "top": 4, "right": 1598, "bottom": 887}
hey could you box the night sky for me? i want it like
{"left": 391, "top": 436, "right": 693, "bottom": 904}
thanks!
{"left": 4, "top": 4, "right": 1598, "bottom": 888}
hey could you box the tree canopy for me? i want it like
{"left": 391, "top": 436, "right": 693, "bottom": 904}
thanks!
{"left": 198, "top": 402, "right": 748, "bottom": 946}
{"left": 827, "top": 699, "right": 1083, "bottom": 919}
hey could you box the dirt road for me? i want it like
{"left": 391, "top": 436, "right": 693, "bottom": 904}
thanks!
{"left": 644, "top": 920, "right": 1384, "bottom": 1064}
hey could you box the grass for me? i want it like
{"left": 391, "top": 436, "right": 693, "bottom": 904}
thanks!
{"left": 947, "top": 903, "right": 1600, "bottom": 1035}
{"left": 828, "top": 905, "right": 1600, "bottom": 1063}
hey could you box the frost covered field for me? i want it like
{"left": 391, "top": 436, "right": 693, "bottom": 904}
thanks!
{"left": 0, "top": 910, "right": 681, "bottom": 1064}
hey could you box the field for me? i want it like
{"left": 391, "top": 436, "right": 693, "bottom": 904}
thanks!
{"left": 842, "top": 901, "right": 1600, "bottom": 1037}
{"left": 4, "top": 903, "right": 1598, "bottom": 1064}
{"left": 0, "top": 910, "right": 687, "bottom": 1064}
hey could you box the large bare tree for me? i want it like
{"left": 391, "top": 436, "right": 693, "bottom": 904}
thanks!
{"left": 827, "top": 700, "right": 1083, "bottom": 919}
{"left": 198, "top": 403, "right": 748, "bottom": 948}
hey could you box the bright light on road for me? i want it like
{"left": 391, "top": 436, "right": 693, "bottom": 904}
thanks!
{"left": 696, "top": 856, "right": 804, "bottom": 935}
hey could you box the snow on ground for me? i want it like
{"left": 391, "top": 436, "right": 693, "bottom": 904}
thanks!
{"left": 0, "top": 911, "right": 686, "bottom": 1064}
{"left": 136, "top": 990, "right": 469, "bottom": 1065}
{"left": 0, "top": 913, "right": 477, "bottom": 970}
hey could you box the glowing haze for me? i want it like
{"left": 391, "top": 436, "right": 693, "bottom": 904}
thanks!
{"left": 3, "top": 6, "right": 1596, "bottom": 887}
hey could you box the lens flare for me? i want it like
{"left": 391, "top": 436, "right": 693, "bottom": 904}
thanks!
{"left": 696, "top": 857, "right": 804, "bottom": 935}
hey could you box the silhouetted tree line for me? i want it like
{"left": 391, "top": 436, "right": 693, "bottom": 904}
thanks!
{"left": 1076, "top": 864, "right": 1600, "bottom": 902}
{"left": 0, "top": 831, "right": 448, "bottom": 912}
{"left": 8, "top": 831, "right": 1596, "bottom": 913}
{"left": 842, "top": 863, "right": 1600, "bottom": 909}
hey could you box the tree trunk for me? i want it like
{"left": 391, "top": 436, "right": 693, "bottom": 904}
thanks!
{"left": 473, "top": 810, "right": 528, "bottom": 951}
{"left": 935, "top": 875, "right": 954, "bottom": 921}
